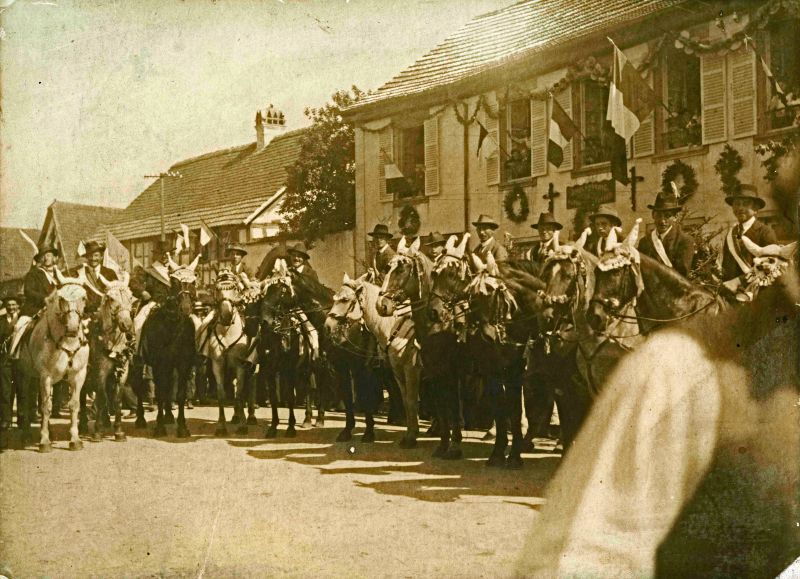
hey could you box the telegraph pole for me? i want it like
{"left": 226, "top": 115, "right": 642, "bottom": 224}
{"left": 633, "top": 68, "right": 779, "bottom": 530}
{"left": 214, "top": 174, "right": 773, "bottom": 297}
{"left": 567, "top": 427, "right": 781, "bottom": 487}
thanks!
{"left": 144, "top": 171, "right": 182, "bottom": 242}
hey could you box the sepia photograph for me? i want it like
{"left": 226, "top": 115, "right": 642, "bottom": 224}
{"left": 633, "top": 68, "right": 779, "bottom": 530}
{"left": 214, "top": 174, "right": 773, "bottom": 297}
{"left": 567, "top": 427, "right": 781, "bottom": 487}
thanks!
{"left": 1, "top": 0, "right": 799, "bottom": 576}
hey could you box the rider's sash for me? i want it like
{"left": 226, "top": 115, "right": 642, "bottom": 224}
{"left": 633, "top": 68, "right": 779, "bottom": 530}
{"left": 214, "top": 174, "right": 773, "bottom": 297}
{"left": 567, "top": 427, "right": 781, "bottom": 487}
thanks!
{"left": 650, "top": 230, "right": 673, "bottom": 269}
{"left": 723, "top": 226, "right": 752, "bottom": 275}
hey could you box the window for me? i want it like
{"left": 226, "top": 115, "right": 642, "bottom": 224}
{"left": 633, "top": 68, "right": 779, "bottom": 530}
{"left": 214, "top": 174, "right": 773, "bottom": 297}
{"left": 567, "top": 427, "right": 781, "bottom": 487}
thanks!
{"left": 506, "top": 99, "right": 531, "bottom": 180}
{"left": 766, "top": 18, "right": 800, "bottom": 131}
{"left": 130, "top": 240, "right": 152, "bottom": 270}
{"left": 395, "top": 125, "right": 425, "bottom": 198}
{"left": 580, "top": 81, "right": 613, "bottom": 166}
{"left": 662, "top": 47, "right": 702, "bottom": 149}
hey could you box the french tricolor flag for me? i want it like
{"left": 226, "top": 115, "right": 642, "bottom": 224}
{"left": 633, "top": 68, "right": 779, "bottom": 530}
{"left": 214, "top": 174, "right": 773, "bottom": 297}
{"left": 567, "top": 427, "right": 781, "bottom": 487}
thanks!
{"left": 548, "top": 95, "right": 580, "bottom": 168}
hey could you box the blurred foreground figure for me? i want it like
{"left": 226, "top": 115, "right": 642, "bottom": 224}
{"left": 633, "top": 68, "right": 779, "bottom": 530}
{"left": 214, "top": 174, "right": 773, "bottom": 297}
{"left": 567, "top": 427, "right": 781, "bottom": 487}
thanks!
{"left": 518, "top": 149, "right": 800, "bottom": 578}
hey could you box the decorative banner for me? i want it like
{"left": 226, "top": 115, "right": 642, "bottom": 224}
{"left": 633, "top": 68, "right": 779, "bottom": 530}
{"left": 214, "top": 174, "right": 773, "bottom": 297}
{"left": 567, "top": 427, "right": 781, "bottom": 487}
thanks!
{"left": 566, "top": 179, "right": 616, "bottom": 209}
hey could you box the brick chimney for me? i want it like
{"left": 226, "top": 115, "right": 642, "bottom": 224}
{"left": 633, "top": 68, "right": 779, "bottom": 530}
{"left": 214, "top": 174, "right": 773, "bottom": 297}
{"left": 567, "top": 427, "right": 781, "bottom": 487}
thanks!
{"left": 255, "top": 104, "right": 286, "bottom": 151}
{"left": 255, "top": 111, "right": 265, "bottom": 150}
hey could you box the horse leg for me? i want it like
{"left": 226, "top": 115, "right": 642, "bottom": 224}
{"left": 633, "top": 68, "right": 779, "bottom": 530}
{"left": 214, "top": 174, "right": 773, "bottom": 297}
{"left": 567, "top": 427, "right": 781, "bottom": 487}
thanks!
{"left": 234, "top": 362, "right": 248, "bottom": 435}
{"left": 113, "top": 367, "right": 126, "bottom": 441}
{"left": 78, "top": 386, "right": 89, "bottom": 435}
{"left": 301, "top": 367, "right": 313, "bottom": 429}
{"left": 67, "top": 370, "right": 86, "bottom": 451}
{"left": 431, "top": 373, "right": 449, "bottom": 458}
{"left": 164, "top": 373, "right": 175, "bottom": 425}
{"left": 246, "top": 368, "right": 258, "bottom": 426}
{"left": 153, "top": 368, "right": 167, "bottom": 437}
{"left": 396, "top": 360, "right": 419, "bottom": 449}
{"left": 444, "top": 373, "right": 463, "bottom": 460}
{"left": 176, "top": 367, "right": 191, "bottom": 438}
{"left": 38, "top": 374, "right": 53, "bottom": 452}
{"left": 314, "top": 369, "right": 325, "bottom": 428}
{"left": 505, "top": 362, "right": 525, "bottom": 470}
{"left": 285, "top": 366, "right": 297, "bottom": 438}
{"left": 264, "top": 371, "right": 279, "bottom": 438}
{"left": 486, "top": 374, "right": 508, "bottom": 467}
{"left": 91, "top": 366, "right": 108, "bottom": 442}
{"left": 337, "top": 363, "right": 354, "bottom": 442}
{"left": 211, "top": 358, "right": 227, "bottom": 436}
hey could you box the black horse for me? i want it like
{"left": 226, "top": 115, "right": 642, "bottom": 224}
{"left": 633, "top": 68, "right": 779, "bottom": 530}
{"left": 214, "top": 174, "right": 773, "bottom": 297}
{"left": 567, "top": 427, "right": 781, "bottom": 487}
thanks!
{"left": 138, "top": 261, "right": 198, "bottom": 438}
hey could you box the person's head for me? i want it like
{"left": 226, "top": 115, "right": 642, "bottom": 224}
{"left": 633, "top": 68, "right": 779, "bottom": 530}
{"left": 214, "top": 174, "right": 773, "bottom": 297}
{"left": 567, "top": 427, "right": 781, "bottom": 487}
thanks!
{"left": 532, "top": 212, "right": 563, "bottom": 243}
{"left": 476, "top": 225, "right": 494, "bottom": 243}
{"left": 4, "top": 296, "right": 19, "bottom": 317}
{"left": 731, "top": 197, "right": 759, "bottom": 224}
{"left": 368, "top": 224, "right": 393, "bottom": 249}
{"left": 227, "top": 244, "right": 247, "bottom": 265}
{"left": 472, "top": 215, "right": 499, "bottom": 242}
{"left": 539, "top": 224, "right": 557, "bottom": 243}
{"left": 38, "top": 248, "right": 57, "bottom": 268}
{"left": 84, "top": 241, "right": 105, "bottom": 268}
{"left": 653, "top": 209, "right": 680, "bottom": 234}
{"left": 287, "top": 242, "right": 310, "bottom": 269}
{"left": 592, "top": 216, "right": 614, "bottom": 238}
{"left": 152, "top": 242, "right": 169, "bottom": 264}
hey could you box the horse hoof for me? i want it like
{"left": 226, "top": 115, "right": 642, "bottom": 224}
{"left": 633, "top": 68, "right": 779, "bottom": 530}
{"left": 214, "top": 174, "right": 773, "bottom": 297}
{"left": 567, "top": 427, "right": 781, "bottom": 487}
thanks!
{"left": 164, "top": 412, "right": 175, "bottom": 425}
{"left": 176, "top": 426, "right": 191, "bottom": 439}
{"left": 246, "top": 415, "right": 258, "bottom": 426}
{"left": 486, "top": 453, "right": 506, "bottom": 468}
{"left": 114, "top": 432, "right": 127, "bottom": 442}
{"left": 153, "top": 425, "right": 167, "bottom": 438}
{"left": 230, "top": 415, "right": 242, "bottom": 425}
{"left": 264, "top": 427, "right": 278, "bottom": 439}
{"left": 444, "top": 448, "right": 464, "bottom": 460}
{"left": 134, "top": 416, "right": 147, "bottom": 429}
{"left": 39, "top": 442, "right": 53, "bottom": 453}
{"left": 302, "top": 417, "right": 312, "bottom": 429}
{"left": 214, "top": 425, "right": 228, "bottom": 437}
{"left": 69, "top": 440, "right": 84, "bottom": 451}
{"left": 285, "top": 427, "right": 297, "bottom": 438}
{"left": 90, "top": 432, "right": 103, "bottom": 442}
{"left": 336, "top": 429, "right": 352, "bottom": 442}
{"left": 361, "top": 430, "right": 375, "bottom": 444}
{"left": 520, "top": 439, "right": 536, "bottom": 454}
{"left": 432, "top": 445, "right": 448, "bottom": 458}
{"left": 505, "top": 455, "right": 524, "bottom": 470}
{"left": 236, "top": 425, "right": 248, "bottom": 435}
{"left": 314, "top": 419, "right": 325, "bottom": 428}
{"left": 398, "top": 437, "right": 417, "bottom": 449}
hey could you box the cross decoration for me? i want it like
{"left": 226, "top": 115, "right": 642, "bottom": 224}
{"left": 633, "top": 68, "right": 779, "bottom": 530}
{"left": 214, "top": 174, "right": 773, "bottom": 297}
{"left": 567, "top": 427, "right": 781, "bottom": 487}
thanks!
{"left": 543, "top": 183, "right": 561, "bottom": 215}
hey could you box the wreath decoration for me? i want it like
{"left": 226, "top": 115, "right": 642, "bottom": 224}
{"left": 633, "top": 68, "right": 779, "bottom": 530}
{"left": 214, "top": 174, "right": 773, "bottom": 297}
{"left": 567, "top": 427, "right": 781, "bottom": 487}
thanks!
{"left": 660, "top": 160, "right": 698, "bottom": 202}
{"left": 503, "top": 184, "right": 530, "bottom": 224}
{"left": 398, "top": 204, "right": 421, "bottom": 236}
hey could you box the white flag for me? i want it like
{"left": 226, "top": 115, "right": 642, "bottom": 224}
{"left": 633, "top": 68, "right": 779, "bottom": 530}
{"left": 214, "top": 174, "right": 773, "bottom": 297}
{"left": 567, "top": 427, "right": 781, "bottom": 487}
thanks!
{"left": 77, "top": 240, "right": 86, "bottom": 257}
{"left": 199, "top": 221, "right": 214, "bottom": 246}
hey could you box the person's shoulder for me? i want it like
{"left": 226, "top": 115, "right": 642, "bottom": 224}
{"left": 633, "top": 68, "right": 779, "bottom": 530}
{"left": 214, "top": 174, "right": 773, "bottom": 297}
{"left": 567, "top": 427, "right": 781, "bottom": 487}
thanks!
{"left": 101, "top": 266, "right": 118, "bottom": 280}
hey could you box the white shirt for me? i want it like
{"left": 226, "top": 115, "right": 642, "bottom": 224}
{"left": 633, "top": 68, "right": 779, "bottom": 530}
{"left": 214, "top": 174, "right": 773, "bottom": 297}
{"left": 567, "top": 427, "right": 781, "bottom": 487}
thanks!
{"left": 659, "top": 225, "right": 673, "bottom": 240}
{"left": 739, "top": 215, "right": 756, "bottom": 235}
{"left": 39, "top": 266, "right": 56, "bottom": 286}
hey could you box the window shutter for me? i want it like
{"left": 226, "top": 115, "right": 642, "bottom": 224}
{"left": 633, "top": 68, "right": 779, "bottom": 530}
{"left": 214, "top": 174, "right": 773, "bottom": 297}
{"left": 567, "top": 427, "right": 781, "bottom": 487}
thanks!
{"left": 424, "top": 115, "right": 440, "bottom": 196}
{"left": 554, "top": 86, "right": 573, "bottom": 171}
{"left": 378, "top": 126, "right": 394, "bottom": 202}
{"left": 484, "top": 102, "right": 500, "bottom": 185}
{"left": 729, "top": 47, "right": 757, "bottom": 139}
{"left": 633, "top": 112, "right": 655, "bottom": 157}
{"left": 701, "top": 53, "right": 727, "bottom": 144}
{"left": 530, "top": 98, "right": 548, "bottom": 177}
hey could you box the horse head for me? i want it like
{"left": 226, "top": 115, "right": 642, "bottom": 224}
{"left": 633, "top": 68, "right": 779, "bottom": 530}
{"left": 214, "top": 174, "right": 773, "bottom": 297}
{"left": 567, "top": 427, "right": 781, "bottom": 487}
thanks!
{"left": 586, "top": 220, "right": 644, "bottom": 332}
{"left": 428, "top": 234, "right": 471, "bottom": 330}
{"left": 100, "top": 271, "right": 134, "bottom": 335}
{"left": 466, "top": 255, "right": 518, "bottom": 343}
{"left": 536, "top": 230, "right": 586, "bottom": 326}
{"left": 260, "top": 258, "right": 295, "bottom": 332}
{"left": 214, "top": 268, "right": 241, "bottom": 326}
{"left": 168, "top": 254, "right": 200, "bottom": 316}
{"left": 378, "top": 239, "right": 431, "bottom": 317}
{"left": 50, "top": 283, "right": 88, "bottom": 338}
{"left": 239, "top": 281, "right": 266, "bottom": 338}
{"left": 325, "top": 272, "right": 367, "bottom": 345}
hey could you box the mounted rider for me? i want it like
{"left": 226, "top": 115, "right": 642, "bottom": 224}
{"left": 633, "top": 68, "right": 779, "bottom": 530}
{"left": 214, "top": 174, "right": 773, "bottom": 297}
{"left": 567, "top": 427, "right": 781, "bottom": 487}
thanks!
{"left": 425, "top": 231, "right": 447, "bottom": 262}
{"left": 227, "top": 243, "right": 252, "bottom": 290}
{"left": 143, "top": 241, "right": 173, "bottom": 305}
{"left": 584, "top": 205, "right": 623, "bottom": 257}
{"left": 9, "top": 244, "right": 61, "bottom": 357}
{"left": 471, "top": 214, "right": 508, "bottom": 266}
{"left": 717, "top": 185, "right": 777, "bottom": 298}
{"left": 287, "top": 242, "right": 319, "bottom": 284}
{"left": 367, "top": 223, "right": 395, "bottom": 284}
{"left": 525, "top": 212, "right": 563, "bottom": 276}
{"left": 637, "top": 192, "right": 695, "bottom": 278}
{"left": 77, "top": 240, "right": 119, "bottom": 314}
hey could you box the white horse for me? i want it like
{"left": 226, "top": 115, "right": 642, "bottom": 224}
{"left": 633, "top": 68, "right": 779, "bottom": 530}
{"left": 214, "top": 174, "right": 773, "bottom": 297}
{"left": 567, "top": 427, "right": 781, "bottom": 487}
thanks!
{"left": 18, "top": 270, "right": 90, "bottom": 452}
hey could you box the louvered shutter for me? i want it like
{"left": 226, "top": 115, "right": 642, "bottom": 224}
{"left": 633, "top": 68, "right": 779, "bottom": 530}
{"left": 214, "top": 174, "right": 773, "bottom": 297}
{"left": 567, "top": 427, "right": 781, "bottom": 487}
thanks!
{"left": 701, "top": 53, "right": 727, "bottom": 144}
{"left": 378, "top": 126, "right": 394, "bottom": 202}
{"left": 530, "top": 98, "right": 548, "bottom": 177}
{"left": 554, "top": 86, "right": 573, "bottom": 171}
{"left": 485, "top": 102, "right": 500, "bottom": 185}
{"left": 633, "top": 112, "right": 655, "bottom": 157}
{"left": 729, "top": 47, "right": 757, "bottom": 139}
{"left": 424, "top": 116, "right": 440, "bottom": 196}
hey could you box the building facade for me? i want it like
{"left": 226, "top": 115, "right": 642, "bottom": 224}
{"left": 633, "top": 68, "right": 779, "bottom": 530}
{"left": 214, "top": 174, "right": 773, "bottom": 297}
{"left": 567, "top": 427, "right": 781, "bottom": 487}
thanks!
{"left": 344, "top": 0, "right": 799, "bottom": 267}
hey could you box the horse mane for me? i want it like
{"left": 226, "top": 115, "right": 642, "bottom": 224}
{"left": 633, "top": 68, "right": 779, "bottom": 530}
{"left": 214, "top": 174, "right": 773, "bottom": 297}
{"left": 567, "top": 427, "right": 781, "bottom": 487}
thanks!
{"left": 291, "top": 272, "right": 335, "bottom": 308}
{"left": 638, "top": 253, "right": 714, "bottom": 299}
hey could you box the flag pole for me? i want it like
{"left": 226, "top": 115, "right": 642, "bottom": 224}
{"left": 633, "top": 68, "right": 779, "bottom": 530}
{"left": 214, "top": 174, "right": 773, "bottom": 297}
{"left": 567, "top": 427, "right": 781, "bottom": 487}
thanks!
{"left": 607, "top": 37, "right": 672, "bottom": 116}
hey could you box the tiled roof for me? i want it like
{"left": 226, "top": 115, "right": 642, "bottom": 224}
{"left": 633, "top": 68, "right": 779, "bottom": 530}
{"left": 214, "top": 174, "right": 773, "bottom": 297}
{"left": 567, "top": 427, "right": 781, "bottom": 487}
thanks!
{"left": 45, "top": 201, "right": 125, "bottom": 270}
{"left": 103, "top": 129, "right": 306, "bottom": 241}
{"left": 347, "top": 0, "right": 686, "bottom": 115}
{"left": 0, "top": 227, "right": 41, "bottom": 283}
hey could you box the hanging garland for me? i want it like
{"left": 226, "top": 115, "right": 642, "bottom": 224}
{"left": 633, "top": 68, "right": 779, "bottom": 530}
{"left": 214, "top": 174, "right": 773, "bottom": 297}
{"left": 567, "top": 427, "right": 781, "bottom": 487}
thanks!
{"left": 660, "top": 160, "right": 699, "bottom": 202}
{"left": 398, "top": 204, "right": 421, "bottom": 235}
{"left": 714, "top": 144, "right": 745, "bottom": 196}
{"left": 503, "top": 184, "right": 530, "bottom": 224}
{"left": 755, "top": 133, "right": 799, "bottom": 181}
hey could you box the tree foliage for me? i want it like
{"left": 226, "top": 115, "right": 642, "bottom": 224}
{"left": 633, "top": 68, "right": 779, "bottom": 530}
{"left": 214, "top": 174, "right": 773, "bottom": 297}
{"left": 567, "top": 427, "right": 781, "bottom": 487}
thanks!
{"left": 280, "top": 86, "right": 365, "bottom": 241}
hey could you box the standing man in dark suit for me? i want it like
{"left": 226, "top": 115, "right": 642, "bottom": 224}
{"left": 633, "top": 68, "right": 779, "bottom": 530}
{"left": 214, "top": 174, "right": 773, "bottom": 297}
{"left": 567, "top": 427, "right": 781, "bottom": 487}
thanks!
{"left": 367, "top": 224, "right": 395, "bottom": 283}
{"left": 584, "top": 205, "right": 623, "bottom": 257}
{"left": 471, "top": 214, "right": 508, "bottom": 264}
{"left": 287, "top": 242, "right": 319, "bottom": 284}
{"left": 0, "top": 295, "right": 21, "bottom": 436}
{"left": 78, "top": 240, "right": 119, "bottom": 314}
{"left": 526, "top": 212, "right": 563, "bottom": 276}
{"left": 718, "top": 185, "right": 778, "bottom": 286}
{"left": 637, "top": 193, "right": 695, "bottom": 278}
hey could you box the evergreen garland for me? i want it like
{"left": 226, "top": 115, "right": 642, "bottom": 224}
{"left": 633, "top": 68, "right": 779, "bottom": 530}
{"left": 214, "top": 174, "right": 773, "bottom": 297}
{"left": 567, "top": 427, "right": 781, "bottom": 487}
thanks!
{"left": 661, "top": 160, "right": 698, "bottom": 202}
{"left": 503, "top": 184, "right": 530, "bottom": 224}
{"left": 714, "top": 144, "right": 744, "bottom": 196}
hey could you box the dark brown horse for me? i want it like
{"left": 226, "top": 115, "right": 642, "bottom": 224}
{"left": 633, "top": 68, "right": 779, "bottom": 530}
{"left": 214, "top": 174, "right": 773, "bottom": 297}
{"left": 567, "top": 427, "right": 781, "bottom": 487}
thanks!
{"left": 138, "top": 257, "right": 198, "bottom": 438}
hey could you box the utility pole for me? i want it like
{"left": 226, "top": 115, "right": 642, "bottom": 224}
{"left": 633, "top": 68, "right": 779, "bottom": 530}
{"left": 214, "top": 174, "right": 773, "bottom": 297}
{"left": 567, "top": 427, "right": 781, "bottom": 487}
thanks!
{"left": 144, "top": 171, "right": 182, "bottom": 242}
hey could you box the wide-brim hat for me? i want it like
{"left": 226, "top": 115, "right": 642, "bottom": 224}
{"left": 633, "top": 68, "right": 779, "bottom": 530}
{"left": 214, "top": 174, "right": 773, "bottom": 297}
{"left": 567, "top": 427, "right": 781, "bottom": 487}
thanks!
{"left": 287, "top": 242, "right": 311, "bottom": 260}
{"left": 367, "top": 223, "right": 393, "bottom": 239}
{"left": 531, "top": 212, "right": 563, "bottom": 231}
{"left": 35, "top": 244, "right": 60, "bottom": 261}
{"left": 647, "top": 192, "right": 683, "bottom": 213}
{"left": 227, "top": 243, "right": 248, "bottom": 256}
{"left": 425, "top": 231, "right": 446, "bottom": 246}
{"left": 590, "top": 205, "right": 622, "bottom": 227}
{"left": 471, "top": 214, "right": 499, "bottom": 230}
{"left": 724, "top": 184, "right": 766, "bottom": 210}
{"left": 83, "top": 240, "right": 106, "bottom": 256}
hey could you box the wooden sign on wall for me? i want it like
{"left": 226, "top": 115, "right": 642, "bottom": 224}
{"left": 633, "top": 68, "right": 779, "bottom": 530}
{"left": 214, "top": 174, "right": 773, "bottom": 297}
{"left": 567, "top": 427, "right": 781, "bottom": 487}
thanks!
{"left": 566, "top": 179, "right": 616, "bottom": 209}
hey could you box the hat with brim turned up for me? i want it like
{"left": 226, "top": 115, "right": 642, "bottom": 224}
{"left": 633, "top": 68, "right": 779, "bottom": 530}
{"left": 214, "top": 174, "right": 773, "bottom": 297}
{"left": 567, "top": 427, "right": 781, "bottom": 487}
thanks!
{"left": 724, "top": 184, "right": 766, "bottom": 210}
{"left": 227, "top": 243, "right": 248, "bottom": 256}
{"left": 647, "top": 193, "right": 683, "bottom": 213}
{"left": 471, "top": 214, "right": 499, "bottom": 230}
{"left": 590, "top": 205, "right": 622, "bottom": 227}
{"left": 425, "top": 232, "right": 446, "bottom": 247}
{"left": 35, "top": 244, "right": 60, "bottom": 261}
{"left": 367, "top": 223, "right": 393, "bottom": 239}
{"left": 287, "top": 242, "right": 311, "bottom": 261}
{"left": 531, "top": 212, "right": 563, "bottom": 231}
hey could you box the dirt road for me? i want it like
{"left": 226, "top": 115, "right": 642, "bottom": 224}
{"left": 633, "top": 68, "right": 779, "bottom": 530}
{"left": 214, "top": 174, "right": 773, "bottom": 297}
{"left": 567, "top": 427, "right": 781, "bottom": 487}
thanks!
{"left": 0, "top": 407, "right": 559, "bottom": 578}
